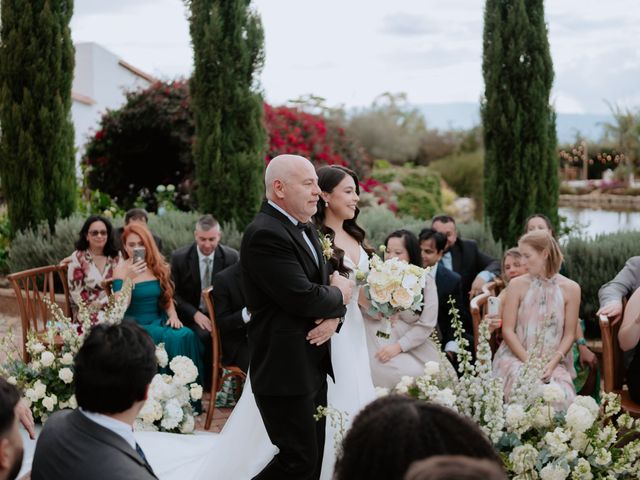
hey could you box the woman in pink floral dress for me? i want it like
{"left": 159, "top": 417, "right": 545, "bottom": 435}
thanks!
{"left": 492, "top": 230, "right": 579, "bottom": 410}
{"left": 67, "top": 215, "right": 120, "bottom": 323}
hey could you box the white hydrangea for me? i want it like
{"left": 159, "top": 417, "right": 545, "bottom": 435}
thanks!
{"left": 542, "top": 383, "right": 565, "bottom": 405}
{"left": 374, "top": 387, "right": 389, "bottom": 398}
{"left": 180, "top": 414, "right": 195, "bottom": 434}
{"left": 423, "top": 361, "right": 440, "bottom": 377}
{"left": 138, "top": 399, "right": 163, "bottom": 424}
{"left": 155, "top": 344, "right": 169, "bottom": 368}
{"left": 543, "top": 427, "right": 571, "bottom": 457}
{"left": 571, "top": 458, "right": 592, "bottom": 480}
{"left": 394, "top": 375, "right": 414, "bottom": 394}
{"left": 169, "top": 356, "right": 198, "bottom": 385}
{"left": 42, "top": 394, "right": 58, "bottom": 412}
{"left": 433, "top": 388, "right": 456, "bottom": 408}
{"left": 594, "top": 448, "right": 612, "bottom": 466}
{"left": 60, "top": 352, "right": 74, "bottom": 365}
{"left": 570, "top": 431, "right": 589, "bottom": 452}
{"left": 573, "top": 396, "right": 599, "bottom": 417}
{"left": 506, "top": 404, "right": 527, "bottom": 430}
{"left": 529, "top": 404, "right": 555, "bottom": 429}
{"left": 509, "top": 444, "right": 539, "bottom": 474}
{"left": 160, "top": 399, "right": 184, "bottom": 430}
{"left": 58, "top": 367, "right": 74, "bottom": 384}
{"left": 539, "top": 463, "right": 570, "bottom": 480}
{"left": 31, "top": 342, "right": 45, "bottom": 354}
{"left": 565, "top": 404, "right": 596, "bottom": 433}
{"left": 40, "top": 351, "right": 56, "bottom": 368}
{"left": 190, "top": 384, "right": 203, "bottom": 401}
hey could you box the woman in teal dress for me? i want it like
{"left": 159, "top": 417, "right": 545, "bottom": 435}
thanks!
{"left": 113, "top": 223, "right": 204, "bottom": 385}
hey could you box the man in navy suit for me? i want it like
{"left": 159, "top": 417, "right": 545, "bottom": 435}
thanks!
{"left": 419, "top": 228, "right": 473, "bottom": 366}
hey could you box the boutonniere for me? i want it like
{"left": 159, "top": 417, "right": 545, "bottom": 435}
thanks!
{"left": 318, "top": 233, "right": 334, "bottom": 261}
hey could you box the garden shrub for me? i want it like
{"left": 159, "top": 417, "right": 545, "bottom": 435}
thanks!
{"left": 358, "top": 206, "right": 425, "bottom": 250}
{"left": 429, "top": 151, "right": 484, "bottom": 211}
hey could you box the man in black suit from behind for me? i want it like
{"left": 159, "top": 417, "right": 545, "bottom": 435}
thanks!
{"left": 211, "top": 262, "right": 250, "bottom": 373}
{"left": 32, "top": 323, "right": 158, "bottom": 480}
{"left": 241, "top": 154, "right": 353, "bottom": 480}
{"left": 419, "top": 229, "right": 473, "bottom": 365}
{"left": 171, "top": 214, "right": 239, "bottom": 388}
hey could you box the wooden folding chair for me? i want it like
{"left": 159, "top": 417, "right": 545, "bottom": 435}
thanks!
{"left": 201, "top": 286, "right": 247, "bottom": 430}
{"left": 7, "top": 265, "right": 71, "bottom": 361}
{"left": 599, "top": 314, "right": 640, "bottom": 417}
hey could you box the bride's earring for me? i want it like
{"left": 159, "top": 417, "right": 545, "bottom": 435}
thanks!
{"left": 324, "top": 200, "right": 329, "bottom": 207}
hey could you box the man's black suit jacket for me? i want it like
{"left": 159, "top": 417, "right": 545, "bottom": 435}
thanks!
{"left": 434, "top": 262, "right": 473, "bottom": 347}
{"left": 211, "top": 261, "right": 248, "bottom": 367}
{"left": 449, "top": 238, "right": 500, "bottom": 298}
{"left": 171, "top": 242, "right": 239, "bottom": 323}
{"left": 241, "top": 202, "right": 346, "bottom": 396}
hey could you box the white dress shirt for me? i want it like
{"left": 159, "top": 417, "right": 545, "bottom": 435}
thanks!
{"left": 267, "top": 200, "right": 319, "bottom": 266}
{"left": 197, "top": 247, "right": 215, "bottom": 287}
{"left": 80, "top": 408, "right": 136, "bottom": 450}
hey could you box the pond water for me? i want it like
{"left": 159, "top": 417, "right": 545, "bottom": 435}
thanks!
{"left": 558, "top": 207, "right": 640, "bottom": 238}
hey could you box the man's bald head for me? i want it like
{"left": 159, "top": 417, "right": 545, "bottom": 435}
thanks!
{"left": 265, "top": 155, "right": 313, "bottom": 200}
{"left": 264, "top": 154, "right": 321, "bottom": 223}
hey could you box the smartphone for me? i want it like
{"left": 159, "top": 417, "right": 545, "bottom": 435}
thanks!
{"left": 132, "top": 246, "right": 146, "bottom": 263}
{"left": 487, "top": 296, "right": 501, "bottom": 317}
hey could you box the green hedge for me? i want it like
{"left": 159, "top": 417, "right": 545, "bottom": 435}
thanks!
{"left": 8, "top": 211, "right": 242, "bottom": 273}
{"left": 429, "top": 151, "right": 484, "bottom": 212}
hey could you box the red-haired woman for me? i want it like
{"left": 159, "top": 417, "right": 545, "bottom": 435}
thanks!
{"left": 112, "top": 223, "right": 204, "bottom": 383}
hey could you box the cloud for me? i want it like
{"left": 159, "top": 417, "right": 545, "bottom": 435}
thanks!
{"left": 74, "top": 0, "right": 157, "bottom": 17}
{"left": 380, "top": 46, "right": 479, "bottom": 70}
{"left": 380, "top": 13, "right": 440, "bottom": 36}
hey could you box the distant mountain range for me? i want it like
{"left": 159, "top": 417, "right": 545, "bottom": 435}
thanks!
{"left": 415, "top": 102, "right": 612, "bottom": 144}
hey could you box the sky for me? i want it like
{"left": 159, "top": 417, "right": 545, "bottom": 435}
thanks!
{"left": 72, "top": 0, "right": 640, "bottom": 115}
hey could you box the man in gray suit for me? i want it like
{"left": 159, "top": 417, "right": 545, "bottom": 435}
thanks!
{"left": 597, "top": 256, "right": 640, "bottom": 323}
{"left": 31, "top": 323, "right": 158, "bottom": 480}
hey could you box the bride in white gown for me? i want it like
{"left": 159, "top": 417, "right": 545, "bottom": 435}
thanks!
{"left": 134, "top": 166, "right": 377, "bottom": 480}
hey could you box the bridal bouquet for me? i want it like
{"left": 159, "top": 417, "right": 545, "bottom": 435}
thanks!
{"left": 364, "top": 254, "right": 427, "bottom": 339}
{"left": 0, "top": 279, "right": 134, "bottom": 422}
{"left": 135, "top": 344, "right": 202, "bottom": 434}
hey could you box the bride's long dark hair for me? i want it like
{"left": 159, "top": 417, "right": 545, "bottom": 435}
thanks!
{"left": 313, "top": 165, "right": 374, "bottom": 275}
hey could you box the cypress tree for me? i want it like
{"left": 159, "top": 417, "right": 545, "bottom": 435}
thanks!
{"left": 186, "top": 0, "right": 266, "bottom": 229}
{"left": 481, "top": 0, "right": 558, "bottom": 247}
{"left": 0, "top": 0, "right": 76, "bottom": 234}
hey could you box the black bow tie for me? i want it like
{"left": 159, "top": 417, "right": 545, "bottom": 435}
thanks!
{"left": 296, "top": 222, "right": 310, "bottom": 231}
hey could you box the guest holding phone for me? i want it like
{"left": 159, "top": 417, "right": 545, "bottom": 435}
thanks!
{"left": 67, "top": 215, "right": 120, "bottom": 324}
{"left": 112, "top": 224, "right": 204, "bottom": 384}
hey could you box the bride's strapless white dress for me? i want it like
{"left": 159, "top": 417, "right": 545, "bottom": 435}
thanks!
{"left": 19, "top": 247, "right": 377, "bottom": 480}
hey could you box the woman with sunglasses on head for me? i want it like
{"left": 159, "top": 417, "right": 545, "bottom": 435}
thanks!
{"left": 67, "top": 215, "right": 120, "bottom": 324}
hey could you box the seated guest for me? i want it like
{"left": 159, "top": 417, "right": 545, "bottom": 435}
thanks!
{"left": 0, "top": 378, "right": 24, "bottom": 480}
{"left": 114, "top": 208, "right": 163, "bottom": 254}
{"left": 524, "top": 213, "right": 600, "bottom": 402}
{"left": 405, "top": 456, "right": 508, "bottom": 480}
{"left": 333, "top": 396, "right": 502, "bottom": 480}
{"left": 171, "top": 215, "right": 239, "bottom": 388}
{"left": 211, "top": 262, "right": 250, "bottom": 373}
{"left": 113, "top": 224, "right": 204, "bottom": 384}
{"left": 431, "top": 215, "right": 500, "bottom": 299}
{"left": 31, "top": 323, "right": 158, "bottom": 480}
{"left": 363, "top": 230, "right": 452, "bottom": 388}
{"left": 617, "top": 286, "right": 640, "bottom": 403}
{"left": 492, "top": 231, "right": 579, "bottom": 410}
{"left": 67, "top": 215, "right": 120, "bottom": 324}
{"left": 484, "top": 248, "right": 526, "bottom": 333}
{"left": 419, "top": 228, "right": 473, "bottom": 365}
{"left": 598, "top": 255, "right": 640, "bottom": 324}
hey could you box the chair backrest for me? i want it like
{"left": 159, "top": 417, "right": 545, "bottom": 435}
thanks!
{"left": 599, "top": 314, "right": 625, "bottom": 392}
{"left": 7, "top": 265, "right": 70, "bottom": 360}
{"left": 470, "top": 291, "right": 491, "bottom": 353}
{"left": 201, "top": 286, "right": 223, "bottom": 368}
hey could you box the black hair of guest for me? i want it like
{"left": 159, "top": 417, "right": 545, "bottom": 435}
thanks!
{"left": 74, "top": 215, "right": 119, "bottom": 258}
{"left": 74, "top": 323, "right": 157, "bottom": 414}
{"left": 313, "top": 165, "right": 375, "bottom": 275}
{"left": 333, "top": 395, "right": 501, "bottom": 480}
{"left": 418, "top": 228, "right": 447, "bottom": 254}
{"left": 384, "top": 230, "right": 422, "bottom": 267}
{"left": 0, "top": 378, "right": 20, "bottom": 436}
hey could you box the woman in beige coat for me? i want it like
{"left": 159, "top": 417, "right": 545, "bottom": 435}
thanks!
{"left": 364, "top": 230, "right": 450, "bottom": 388}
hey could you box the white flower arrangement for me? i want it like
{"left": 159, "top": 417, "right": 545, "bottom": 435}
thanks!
{"left": 135, "top": 347, "right": 201, "bottom": 434}
{"left": 0, "top": 279, "right": 138, "bottom": 423}
{"left": 380, "top": 296, "right": 640, "bottom": 478}
{"left": 364, "top": 253, "right": 428, "bottom": 339}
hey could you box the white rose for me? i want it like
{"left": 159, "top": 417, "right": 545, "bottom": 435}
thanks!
{"left": 180, "top": 414, "right": 195, "bottom": 434}
{"left": 433, "top": 388, "right": 456, "bottom": 408}
{"left": 390, "top": 287, "right": 414, "bottom": 310}
{"left": 369, "top": 285, "right": 392, "bottom": 305}
{"left": 189, "top": 384, "right": 203, "bottom": 401}
{"left": 58, "top": 367, "right": 74, "bottom": 384}
{"left": 31, "top": 361, "right": 42, "bottom": 372}
{"left": 401, "top": 273, "right": 419, "bottom": 290}
{"left": 42, "top": 394, "right": 58, "bottom": 412}
{"left": 509, "top": 444, "right": 539, "bottom": 474}
{"left": 6, "top": 376, "right": 17, "bottom": 386}
{"left": 25, "top": 388, "right": 37, "bottom": 402}
{"left": 68, "top": 394, "right": 77, "bottom": 409}
{"left": 374, "top": 387, "right": 389, "bottom": 398}
{"left": 33, "top": 380, "right": 47, "bottom": 399}
{"left": 155, "top": 344, "right": 169, "bottom": 368}
{"left": 40, "top": 351, "right": 55, "bottom": 368}
{"left": 565, "top": 404, "right": 596, "bottom": 433}
{"left": 539, "top": 464, "right": 570, "bottom": 480}
{"left": 423, "top": 361, "right": 440, "bottom": 377}
{"left": 60, "top": 353, "right": 74, "bottom": 365}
